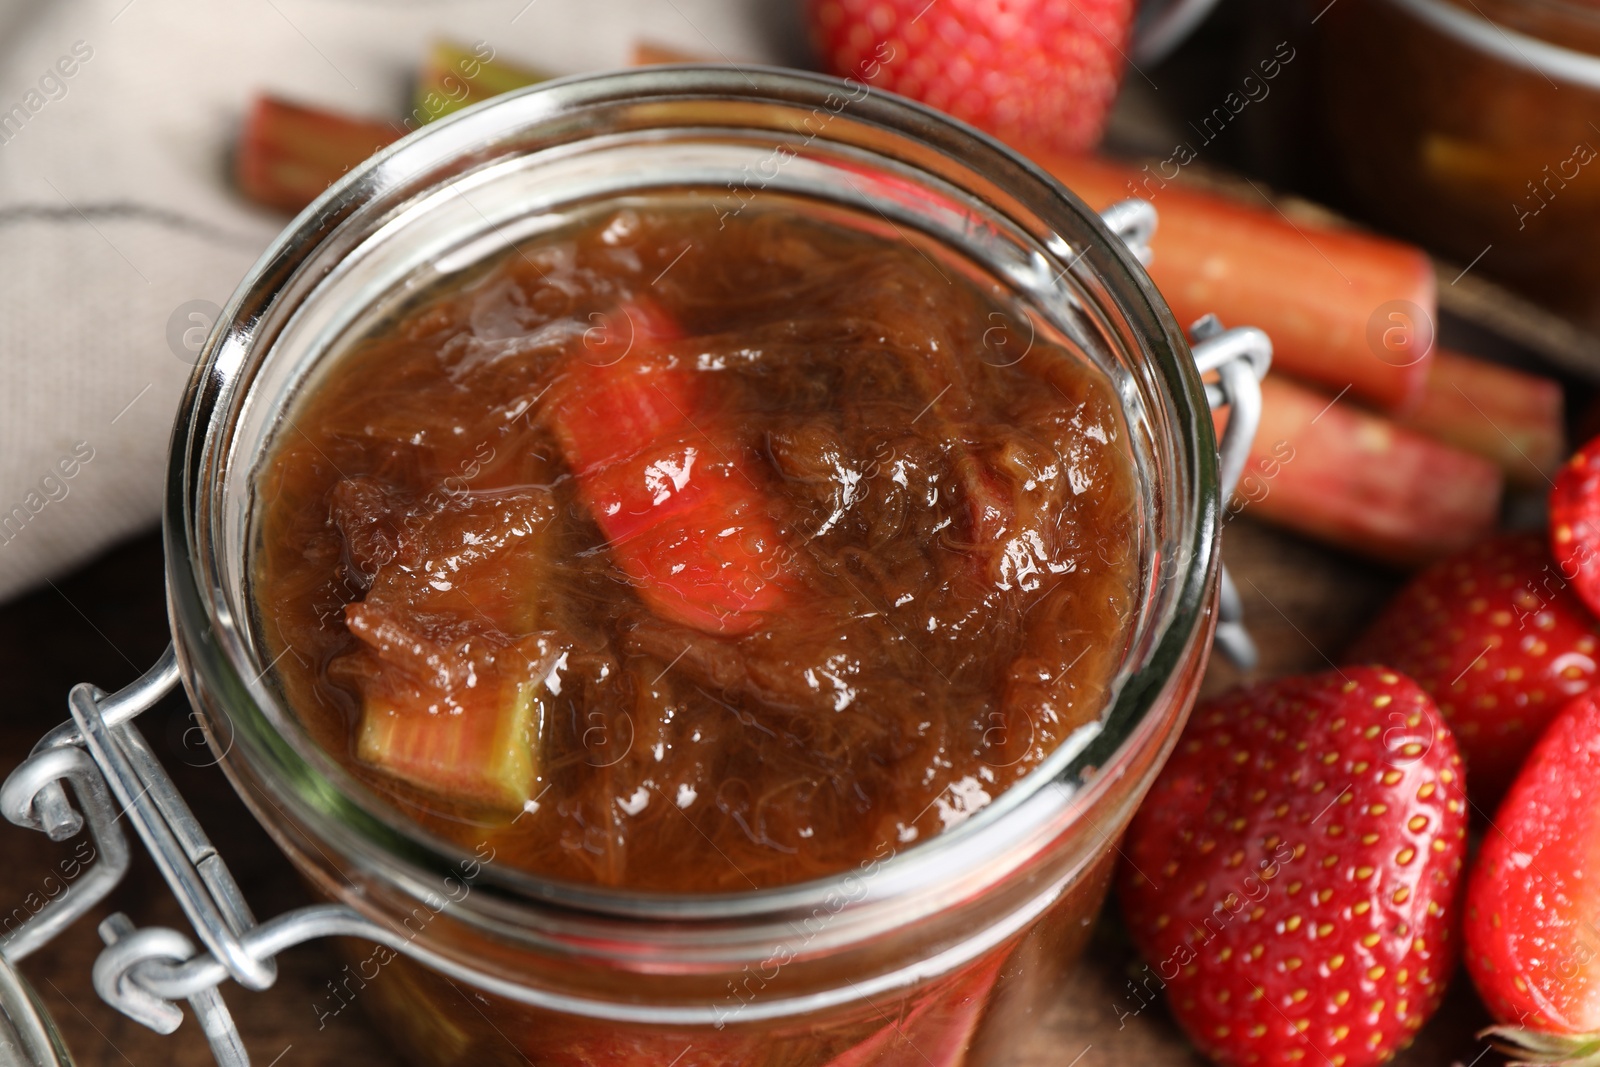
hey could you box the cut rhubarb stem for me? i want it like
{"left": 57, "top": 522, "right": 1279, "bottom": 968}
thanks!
{"left": 237, "top": 47, "right": 544, "bottom": 213}
{"left": 1400, "top": 348, "right": 1564, "bottom": 490}
{"left": 414, "top": 41, "right": 545, "bottom": 125}
{"left": 235, "top": 95, "right": 402, "bottom": 214}
{"left": 547, "top": 299, "right": 791, "bottom": 635}
{"left": 339, "top": 491, "right": 556, "bottom": 814}
{"left": 1227, "top": 375, "right": 1503, "bottom": 566}
{"left": 356, "top": 676, "right": 540, "bottom": 814}
{"left": 1035, "top": 153, "right": 1438, "bottom": 414}
{"left": 631, "top": 40, "right": 714, "bottom": 65}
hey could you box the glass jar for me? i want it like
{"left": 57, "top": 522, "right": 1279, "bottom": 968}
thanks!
{"left": 1319, "top": 0, "right": 1600, "bottom": 325}
{"left": 13, "top": 67, "right": 1240, "bottom": 1067}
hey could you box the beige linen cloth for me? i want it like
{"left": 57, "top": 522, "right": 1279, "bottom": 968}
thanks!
{"left": 0, "top": 0, "right": 801, "bottom": 602}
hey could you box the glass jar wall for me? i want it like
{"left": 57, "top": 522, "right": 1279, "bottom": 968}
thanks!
{"left": 165, "top": 68, "right": 1223, "bottom": 1066}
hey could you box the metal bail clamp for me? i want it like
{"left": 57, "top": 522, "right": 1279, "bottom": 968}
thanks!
{"left": 1102, "top": 198, "right": 1270, "bottom": 672}
{"left": 0, "top": 651, "right": 405, "bottom": 1067}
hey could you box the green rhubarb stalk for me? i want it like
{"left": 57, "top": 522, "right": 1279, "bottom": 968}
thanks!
{"left": 412, "top": 40, "right": 546, "bottom": 125}
{"left": 357, "top": 675, "right": 542, "bottom": 815}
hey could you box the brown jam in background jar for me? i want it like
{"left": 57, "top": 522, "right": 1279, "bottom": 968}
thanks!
{"left": 252, "top": 199, "right": 1141, "bottom": 892}
{"left": 1320, "top": 0, "right": 1600, "bottom": 324}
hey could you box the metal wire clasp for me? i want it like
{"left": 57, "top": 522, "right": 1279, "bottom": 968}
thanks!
{"left": 0, "top": 648, "right": 386, "bottom": 1067}
{"left": 1102, "top": 199, "right": 1270, "bottom": 671}
{"left": 1190, "top": 312, "right": 1271, "bottom": 671}
{"left": 1, "top": 651, "right": 529, "bottom": 1066}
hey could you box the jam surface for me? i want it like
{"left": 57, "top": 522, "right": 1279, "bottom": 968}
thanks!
{"left": 253, "top": 201, "right": 1140, "bottom": 891}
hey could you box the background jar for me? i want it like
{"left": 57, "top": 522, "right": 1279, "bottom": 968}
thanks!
{"left": 166, "top": 67, "right": 1225, "bottom": 1066}
{"left": 1318, "top": 0, "right": 1600, "bottom": 327}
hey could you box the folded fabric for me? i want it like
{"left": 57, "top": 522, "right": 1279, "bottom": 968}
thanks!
{"left": 0, "top": 0, "right": 799, "bottom": 603}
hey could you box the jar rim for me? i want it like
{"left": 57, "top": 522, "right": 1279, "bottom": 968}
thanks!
{"left": 163, "top": 65, "right": 1220, "bottom": 937}
{"left": 1385, "top": 0, "right": 1600, "bottom": 86}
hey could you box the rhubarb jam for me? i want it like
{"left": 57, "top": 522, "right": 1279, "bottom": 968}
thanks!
{"left": 252, "top": 200, "right": 1140, "bottom": 891}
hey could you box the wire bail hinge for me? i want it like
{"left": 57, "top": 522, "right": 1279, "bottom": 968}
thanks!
{"left": 1098, "top": 201, "right": 1271, "bottom": 672}
{"left": 1187, "top": 312, "right": 1271, "bottom": 672}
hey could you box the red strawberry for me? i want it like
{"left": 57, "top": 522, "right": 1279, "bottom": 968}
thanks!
{"left": 1550, "top": 434, "right": 1600, "bottom": 619}
{"left": 1119, "top": 667, "right": 1467, "bottom": 1067}
{"left": 1465, "top": 690, "right": 1600, "bottom": 1065}
{"left": 1347, "top": 532, "right": 1600, "bottom": 806}
{"left": 805, "top": 0, "right": 1134, "bottom": 156}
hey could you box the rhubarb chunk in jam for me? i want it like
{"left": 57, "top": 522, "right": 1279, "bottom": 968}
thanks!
{"left": 253, "top": 201, "right": 1140, "bottom": 891}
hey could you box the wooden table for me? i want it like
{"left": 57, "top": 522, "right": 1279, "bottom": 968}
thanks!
{"left": 0, "top": 523, "right": 1505, "bottom": 1066}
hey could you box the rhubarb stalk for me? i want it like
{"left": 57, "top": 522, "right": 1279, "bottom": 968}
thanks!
{"left": 1228, "top": 375, "right": 1503, "bottom": 566}
{"left": 1399, "top": 348, "right": 1564, "bottom": 490}
{"left": 234, "top": 95, "right": 401, "bottom": 213}
{"left": 1035, "top": 153, "right": 1439, "bottom": 414}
